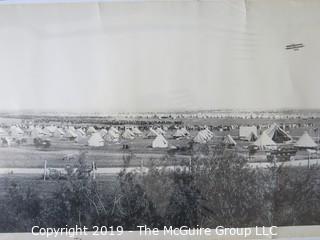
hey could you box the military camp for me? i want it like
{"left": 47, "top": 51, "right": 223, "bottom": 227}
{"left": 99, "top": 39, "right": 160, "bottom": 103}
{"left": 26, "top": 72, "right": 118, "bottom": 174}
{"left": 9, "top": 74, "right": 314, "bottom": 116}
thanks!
{"left": 0, "top": 110, "right": 320, "bottom": 231}
{"left": 0, "top": 110, "right": 319, "bottom": 175}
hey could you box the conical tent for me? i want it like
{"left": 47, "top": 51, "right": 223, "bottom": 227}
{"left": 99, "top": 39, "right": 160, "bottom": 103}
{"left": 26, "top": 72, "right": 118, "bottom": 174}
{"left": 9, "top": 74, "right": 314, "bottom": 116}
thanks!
{"left": 194, "top": 130, "right": 212, "bottom": 143}
{"left": 10, "top": 126, "right": 24, "bottom": 138}
{"left": 65, "top": 129, "right": 77, "bottom": 138}
{"left": 132, "top": 126, "right": 143, "bottom": 136}
{"left": 147, "top": 128, "right": 159, "bottom": 138}
{"left": 155, "top": 127, "right": 166, "bottom": 135}
{"left": 87, "top": 126, "right": 97, "bottom": 135}
{"left": 249, "top": 132, "right": 258, "bottom": 142}
{"left": 203, "top": 128, "right": 214, "bottom": 138}
{"left": 173, "top": 129, "right": 185, "bottom": 139}
{"left": 99, "top": 129, "right": 108, "bottom": 138}
{"left": 264, "top": 123, "right": 292, "bottom": 143}
{"left": 253, "top": 131, "right": 277, "bottom": 150}
{"left": 109, "top": 126, "right": 119, "bottom": 134}
{"left": 42, "top": 127, "right": 51, "bottom": 136}
{"left": 295, "top": 131, "right": 318, "bottom": 148}
{"left": 88, "top": 132, "right": 104, "bottom": 147}
{"left": 104, "top": 130, "right": 119, "bottom": 142}
{"left": 122, "top": 129, "right": 135, "bottom": 140}
{"left": 76, "top": 128, "right": 86, "bottom": 136}
{"left": 224, "top": 134, "right": 237, "bottom": 146}
{"left": 31, "top": 127, "right": 46, "bottom": 138}
{"left": 53, "top": 128, "right": 65, "bottom": 138}
{"left": 45, "top": 125, "right": 57, "bottom": 134}
{"left": 152, "top": 134, "right": 168, "bottom": 148}
{"left": 108, "top": 128, "right": 120, "bottom": 138}
{"left": 180, "top": 127, "right": 190, "bottom": 136}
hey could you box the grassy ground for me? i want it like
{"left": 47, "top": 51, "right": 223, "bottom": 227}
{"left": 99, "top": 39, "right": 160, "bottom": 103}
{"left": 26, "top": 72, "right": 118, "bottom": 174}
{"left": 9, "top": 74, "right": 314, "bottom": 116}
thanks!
{"left": 0, "top": 126, "right": 315, "bottom": 169}
{"left": 0, "top": 116, "right": 317, "bottom": 196}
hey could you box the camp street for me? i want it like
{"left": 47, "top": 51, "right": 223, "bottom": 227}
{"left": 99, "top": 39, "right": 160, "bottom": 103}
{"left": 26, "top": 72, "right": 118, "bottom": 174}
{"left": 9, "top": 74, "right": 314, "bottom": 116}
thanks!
{"left": 0, "top": 158, "right": 319, "bottom": 176}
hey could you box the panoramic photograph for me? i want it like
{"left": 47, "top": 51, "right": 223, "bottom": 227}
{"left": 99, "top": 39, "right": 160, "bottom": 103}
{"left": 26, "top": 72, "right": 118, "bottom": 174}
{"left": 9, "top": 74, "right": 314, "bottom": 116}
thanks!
{"left": 0, "top": 0, "right": 319, "bottom": 239}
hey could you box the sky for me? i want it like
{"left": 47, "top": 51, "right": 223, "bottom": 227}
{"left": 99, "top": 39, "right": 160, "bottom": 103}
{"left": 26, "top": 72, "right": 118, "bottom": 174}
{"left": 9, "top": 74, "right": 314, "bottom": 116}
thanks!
{"left": 0, "top": 0, "right": 320, "bottom": 113}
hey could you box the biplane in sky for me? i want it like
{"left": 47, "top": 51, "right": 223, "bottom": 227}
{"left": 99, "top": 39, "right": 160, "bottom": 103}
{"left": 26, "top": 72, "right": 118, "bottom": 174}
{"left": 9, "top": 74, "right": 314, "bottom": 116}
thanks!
{"left": 285, "top": 43, "right": 304, "bottom": 51}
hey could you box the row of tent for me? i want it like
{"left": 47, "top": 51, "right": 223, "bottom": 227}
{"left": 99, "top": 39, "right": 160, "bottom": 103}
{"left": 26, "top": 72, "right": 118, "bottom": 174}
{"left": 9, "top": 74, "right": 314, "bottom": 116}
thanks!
{"left": 191, "top": 123, "right": 319, "bottom": 150}
{"left": 1, "top": 124, "right": 191, "bottom": 140}
{"left": 1, "top": 125, "right": 147, "bottom": 140}
{"left": 1, "top": 124, "right": 212, "bottom": 148}
{"left": 253, "top": 131, "right": 317, "bottom": 150}
{"left": 1, "top": 123, "right": 318, "bottom": 150}
{"left": 253, "top": 123, "right": 318, "bottom": 150}
{"left": 87, "top": 128, "right": 169, "bottom": 148}
{"left": 0, "top": 125, "right": 169, "bottom": 148}
{"left": 0, "top": 124, "right": 190, "bottom": 148}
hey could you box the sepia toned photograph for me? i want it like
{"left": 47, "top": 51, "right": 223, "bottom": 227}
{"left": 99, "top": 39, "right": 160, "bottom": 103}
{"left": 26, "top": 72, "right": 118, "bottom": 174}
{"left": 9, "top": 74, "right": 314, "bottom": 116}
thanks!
{"left": 0, "top": 0, "right": 319, "bottom": 239}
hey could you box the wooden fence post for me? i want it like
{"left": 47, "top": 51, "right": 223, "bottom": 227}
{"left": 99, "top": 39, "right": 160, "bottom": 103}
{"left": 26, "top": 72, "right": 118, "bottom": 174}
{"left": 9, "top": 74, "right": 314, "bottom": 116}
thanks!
{"left": 44, "top": 160, "right": 47, "bottom": 181}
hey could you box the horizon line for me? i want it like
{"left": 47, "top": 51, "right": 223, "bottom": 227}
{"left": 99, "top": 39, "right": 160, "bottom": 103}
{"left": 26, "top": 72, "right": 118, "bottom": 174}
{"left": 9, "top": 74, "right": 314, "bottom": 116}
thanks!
{"left": 1, "top": 108, "right": 320, "bottom": 116}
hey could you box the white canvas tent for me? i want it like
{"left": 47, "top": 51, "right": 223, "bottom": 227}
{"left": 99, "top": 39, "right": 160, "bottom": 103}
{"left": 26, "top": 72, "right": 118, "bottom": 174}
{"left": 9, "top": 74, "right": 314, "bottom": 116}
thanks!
{"left": 248, "top": 132, "right": 258, "bottom": 142}
{"left": 155, "top": 127, "right": 166, "bottom": 136}
{"left": 31, "top": 127, "right": 47, "bottom": 138}
{"left": 10, "top": 126, "right": 24, "bottom": 138}
{"left": 104, "top": 129, "right": 120, "bottom": 142}
{"left": 147, "top": 128, "right": 159, "bottom": 138}
{"left": 109, "top": 126, "right": 120, "bottom": 134}
{"left": 203, "top": 128, "right": 214, "bottom": 138}
{"left": 173, "top": 129, "right": 186, "bottom": 139}
{"left": 68, "top": 126, "right": 76, "bottom": 132}
{"left": 239, "top": 126, "right": 258, "bottom": 141}
{"left": 99, "top": 129, "right": 108, "bottom": 138}
{"left": 42, "top": 128, "right": 52, "bottom": 136}
{"left": 264, "top": 123, "right": 292, "bottom": 143}
{"left": 152, "top": 134, "right": 168, "bottom": 148}
{"left": 224, "top": 134, "right": 237, "bottom": 146}
{"left": 87, "top": 126, "right": 97, "bottom": 135}
{"left": 132, "top": 126, "right": 143, "bottom": 136}
{"left": 109, "top": 127, "right": 120, "bottom": 137}
{"left": 53, "top": 128, "right": 65, "bottom": 138}
{"left": 173, "top": 127, "right": 190, "bottom": 139}
{"left": 122, "top": 129, "right": 135, "bottom": 140}
{"left": 295, "top": 131, "right": 317, "bottom": 149}
{"left": 194, "top": 130, "right": 213, "bottom": 144}
{"left": 88, "top": 132, "right": 104, "bottom": 147}
{"left": 180, "top": 127, "right": 190, "bottom": 136}
{"left": 65, "top": 129, "right": 77, "bottom": 139}
{"left": 253, "top": 131, "right": 277, "bottom": 150}
{"left": 75, "top": 128, "right": 86, "bottom": 137}
{"left": 45, "top": 125, "right": 57, "bottom": 134}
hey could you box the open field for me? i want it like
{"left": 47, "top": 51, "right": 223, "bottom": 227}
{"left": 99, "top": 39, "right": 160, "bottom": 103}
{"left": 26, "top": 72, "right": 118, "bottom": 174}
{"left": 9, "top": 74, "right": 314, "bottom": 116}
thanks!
{"left": 0, "top": 112, "right": 319, "bottom": 180}
{"left": 0, "top": 136, "right": 194, "bottom": 169}
{"left": 0, "top": 134, "right": 315, "bottom": 170}
{"left": 0, "top": 113, "right": 320, "bottom": 231}
{"left": 0, "top": 114, "right": 318, "bottom": 171}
